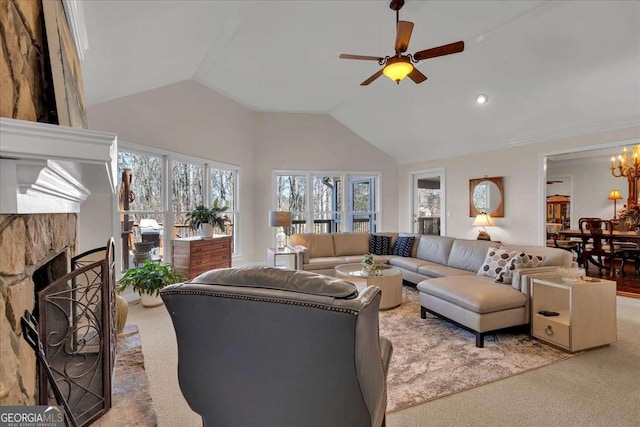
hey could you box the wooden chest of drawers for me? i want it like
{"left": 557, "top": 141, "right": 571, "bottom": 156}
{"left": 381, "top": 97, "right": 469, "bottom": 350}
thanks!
{"left": 172, "top": 235, "right": 232, "bottom": 279}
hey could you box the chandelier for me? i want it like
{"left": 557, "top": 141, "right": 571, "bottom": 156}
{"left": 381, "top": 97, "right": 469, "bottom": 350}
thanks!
{"left": 610, "top": 144, "right": 640, "bottom": 179}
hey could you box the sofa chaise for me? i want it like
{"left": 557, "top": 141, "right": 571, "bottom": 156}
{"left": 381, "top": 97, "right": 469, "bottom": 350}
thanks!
{"left": 290, "top": 232, "right": 572, "bottom": 347}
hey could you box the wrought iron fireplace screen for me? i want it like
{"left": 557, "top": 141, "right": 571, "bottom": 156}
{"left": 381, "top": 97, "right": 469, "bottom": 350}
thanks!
{"left": 37, "top": 239, "right": 115, "bottom": 427}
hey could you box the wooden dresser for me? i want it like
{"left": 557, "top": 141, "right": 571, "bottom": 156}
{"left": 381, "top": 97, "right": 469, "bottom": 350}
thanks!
{"left": 172, "top": 235, "right": 232, "bottom": 279}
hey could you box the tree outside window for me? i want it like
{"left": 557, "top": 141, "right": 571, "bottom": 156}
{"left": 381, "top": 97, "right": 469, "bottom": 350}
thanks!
{"left": 117, "top": 148, "right": 239, "bottom": 272}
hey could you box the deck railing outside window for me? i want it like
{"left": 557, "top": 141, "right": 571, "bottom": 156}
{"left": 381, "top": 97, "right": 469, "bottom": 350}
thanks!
{"left": 290, "top": 217, "right": 371, "bottom": 234}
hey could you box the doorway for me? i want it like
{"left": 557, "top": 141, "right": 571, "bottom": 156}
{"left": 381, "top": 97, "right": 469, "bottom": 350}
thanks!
{"left": 542, "top": 139, "right": 640, "bottom": 297}
{"left": 348, "top": 176, "right": 376, "bottom": 232}
{"left": 411, "top": 169, "right": 445, "bottom": 235}
{"left": 546, "top": 175, "right": 573, "bottom": 229}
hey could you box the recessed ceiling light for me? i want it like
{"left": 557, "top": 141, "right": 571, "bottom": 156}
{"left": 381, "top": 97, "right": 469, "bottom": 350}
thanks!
{"left": 476, "top": 94, "right": 488, "bottom": 104}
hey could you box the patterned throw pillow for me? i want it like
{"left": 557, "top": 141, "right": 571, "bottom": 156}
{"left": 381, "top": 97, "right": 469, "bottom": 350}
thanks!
{"left": 369, "top": 234, "right": 392, "bottom": 255}
{"left": 392, "top": 236, "right": 415, "bottom": 257}
{"left": 495, "top": 252, "right": 546, "bottom": 284}
{"left": 477, "top": 247, "right": 517, "bottom": 279}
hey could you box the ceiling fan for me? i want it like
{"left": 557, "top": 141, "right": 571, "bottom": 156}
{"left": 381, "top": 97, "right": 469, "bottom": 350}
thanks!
{"left": 339, "top": 0, "right": 464, "bottom": 86}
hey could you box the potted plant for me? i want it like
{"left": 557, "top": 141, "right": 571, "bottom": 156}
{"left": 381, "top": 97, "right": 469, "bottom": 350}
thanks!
{"left": 186, "top": 199, "right": 230, "bottom": 237}
{"left": 209, "top": 198, "right": 230, "bottom": 234}
{"left": 361, "top": 253, "right": 383, "bottom": 276}
{"left": 118, "top": 260, "right": 185, "bottom": 307}
{"left": 186, "top": 205, "right": 212, "bottom": 238}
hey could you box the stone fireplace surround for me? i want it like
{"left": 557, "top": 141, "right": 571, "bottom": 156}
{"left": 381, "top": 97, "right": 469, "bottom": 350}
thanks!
{"left": 0, "top": 116, "right": 116, "bottom": 408}
{"left": 1, "top": 0, "right": 118, "bottom": 408}
{"left": 0, "top": 213, "right": 77, "bottom": 405}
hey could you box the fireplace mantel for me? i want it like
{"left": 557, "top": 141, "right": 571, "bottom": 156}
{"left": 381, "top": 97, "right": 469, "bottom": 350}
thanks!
{"left": 0, "top": 118, "right": 117, "bottom": 213}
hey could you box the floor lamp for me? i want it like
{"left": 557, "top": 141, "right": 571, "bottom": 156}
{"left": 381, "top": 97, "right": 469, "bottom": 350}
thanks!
{"left": 608, "top": 189, "right": 622, "bottom": 219}
{"left": 269, "top": 211, "right": 292, "bottom": 249}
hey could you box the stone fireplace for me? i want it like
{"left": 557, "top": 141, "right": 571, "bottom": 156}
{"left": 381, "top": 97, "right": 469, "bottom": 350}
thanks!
{"left": 0, "top": 116, "right": 117, "bottom": 417}
{"left": 0, "top": 213, "right": 77, "bottom": 405}
{"left": 1, "top": 1, "right": 118, "bottom": 417}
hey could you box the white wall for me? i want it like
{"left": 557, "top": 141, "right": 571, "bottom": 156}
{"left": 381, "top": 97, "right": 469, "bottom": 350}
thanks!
{"left": 252, "top": 113, "right": 399, "bottom": 258}
{"left": 85, "top": 80, "right": 256, "bottom": 263}
{"left": 77, "top": 193, "right": 116, "bottom": 254}
{"left": 84, "top": 81, "right": 399, "bottom": 264}
{"left": 548, "top": 159, "right": 623, "bottom": 227}
{"left": 398, "top": 126, "right": 640, "bottom": 245}
{"left": 83, "top": 77, "right": 638, "bottom": 257}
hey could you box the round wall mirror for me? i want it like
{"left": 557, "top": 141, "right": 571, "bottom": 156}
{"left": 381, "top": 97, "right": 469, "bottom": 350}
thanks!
{"left": 469, "top": 177, "right": 504, "bottom": 217}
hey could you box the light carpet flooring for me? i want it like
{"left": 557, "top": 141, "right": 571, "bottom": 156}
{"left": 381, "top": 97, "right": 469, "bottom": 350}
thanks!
{"left": 128, "top": 293, "right": 640, "bottom": 426}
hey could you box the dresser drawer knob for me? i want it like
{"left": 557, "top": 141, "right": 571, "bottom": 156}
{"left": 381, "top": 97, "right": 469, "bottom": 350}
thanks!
{"left": 544, "top": 325, "right": 554, "bottom": 337}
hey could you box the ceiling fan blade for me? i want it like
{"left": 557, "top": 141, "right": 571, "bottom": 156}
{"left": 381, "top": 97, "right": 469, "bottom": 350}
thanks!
{"left": 361, "top": 69, "right": 384, "bottom": 86}
{"left": 395, "top": 21, "right": 414, "bottom": 53}
{"left": 340, "top": 54, "right": 383, "bottom": 61}
{"left": 407, "top": 68, "right": 427, "bottom": 84}
{"left": 413, "top": 41, "right": 464, "bottom": 61}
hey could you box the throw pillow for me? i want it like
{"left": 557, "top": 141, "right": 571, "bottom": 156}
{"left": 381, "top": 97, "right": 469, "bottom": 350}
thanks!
{"left": 495, "top": 252, "right": 547, "bottom": 284}
{"left": 477, "top": 247, "right": 517, "bottom": 279}
{"left": 369, "top": 234, "right": 392, "bottom": 255}
{"left": 392, "top": 236, "right": 415, "bottom": 257}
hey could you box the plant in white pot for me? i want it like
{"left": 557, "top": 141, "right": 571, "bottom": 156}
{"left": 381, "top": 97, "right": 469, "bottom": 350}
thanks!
{"left": 361, "top": 253, "right": 383, "bottom": 276}
{"left": 118, "top": 261, "right": 185, "bottom": 307}
{"left": 186, "top": 200, "right": 230, "bottom": 237}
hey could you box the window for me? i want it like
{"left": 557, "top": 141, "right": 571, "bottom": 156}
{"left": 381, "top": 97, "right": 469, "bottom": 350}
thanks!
{"left": 210, "top": 168, "right": 236, "bottom": 238}
{"left": 172, "top": 160, "right": 204, "bottom": 239}
{"left": 274, "top": 171, "right": 380, "bottom": 234}
{"left": 349, "top": 177, "right": 376, "bottom": 233}
{"left": 313, "top": 175, "right": 341, "bottom": 233}
{"left": 117, "top": 144, "right": 239, "bottom": 272}
{"left": 118, "top": 151, "right": 164, "bottom": 271}
{"left": 276, "top": 175, "right": 307, "bottom": 234}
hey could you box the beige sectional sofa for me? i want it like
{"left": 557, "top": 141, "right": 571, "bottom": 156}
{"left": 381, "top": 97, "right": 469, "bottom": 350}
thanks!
{"left": 290, "top": 232, "right": 573, "bottom": 347}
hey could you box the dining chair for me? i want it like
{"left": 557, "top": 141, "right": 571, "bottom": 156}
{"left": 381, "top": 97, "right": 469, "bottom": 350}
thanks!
{"left": 579, "top": 218, "right": 624, "bottom": 276}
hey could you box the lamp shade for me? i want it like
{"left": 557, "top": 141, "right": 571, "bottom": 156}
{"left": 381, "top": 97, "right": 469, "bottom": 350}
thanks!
{"left": 268, "top": 211, "right": 292, "bottom": 227}
{"left": 383, "top": 58, "right": 413, "bottom": 83}
{"left": 608, "top": 189, "right": 623, "bottom": 200}
{"left": 472, "top": 213, "right": 495, "bottom": 227}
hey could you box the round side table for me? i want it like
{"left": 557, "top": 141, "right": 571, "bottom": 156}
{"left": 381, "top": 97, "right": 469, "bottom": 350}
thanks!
{"left": 335, "top": 263, "right": 403, "bottom": 310}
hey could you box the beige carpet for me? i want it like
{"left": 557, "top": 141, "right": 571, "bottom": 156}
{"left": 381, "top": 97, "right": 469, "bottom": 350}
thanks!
{"left": 129, "top": 288, "right": 640, "bottom": 426}
{"left": 380, "top": 286, "right": 574, "bottom": 412}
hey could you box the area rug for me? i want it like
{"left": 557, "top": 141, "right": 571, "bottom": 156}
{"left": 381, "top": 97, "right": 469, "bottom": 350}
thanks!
{"left": 93, "top": 324, "right": 158, "bottom": 426}
{"left": 380, "top": 286, "right": 575, "bottom": 412}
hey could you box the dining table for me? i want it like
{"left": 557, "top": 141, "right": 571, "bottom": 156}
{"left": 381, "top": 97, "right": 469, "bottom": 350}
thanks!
{"left": 556, "top": 228, "right": 640, "bottom": 276}
{"left": 557, "top": 229, "right": 640, "bottom": 242}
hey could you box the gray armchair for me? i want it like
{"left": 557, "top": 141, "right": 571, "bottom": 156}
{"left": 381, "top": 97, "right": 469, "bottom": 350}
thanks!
{"left": 161, "top": 266, "right": 392, "bottom": 427}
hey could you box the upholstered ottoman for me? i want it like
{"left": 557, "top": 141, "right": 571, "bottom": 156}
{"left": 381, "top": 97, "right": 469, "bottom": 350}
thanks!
{"left": 417, "top": 275, "right": 527, "bottom": 347}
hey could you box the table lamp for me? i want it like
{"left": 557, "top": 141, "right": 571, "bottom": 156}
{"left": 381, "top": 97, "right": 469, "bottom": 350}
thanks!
{"left": 608, "top": 189, "right": 622, "bottom": 219}
{"left": 269, "top": 211, "right": 292, "bottom": 249}
{"left": 472, "top": 213, "right": 495, "bottom": 241}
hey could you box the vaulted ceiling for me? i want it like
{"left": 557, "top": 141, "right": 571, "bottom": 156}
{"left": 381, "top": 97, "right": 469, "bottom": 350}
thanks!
{"left": 80, "top": 1, "right": 640, "bottom": 164}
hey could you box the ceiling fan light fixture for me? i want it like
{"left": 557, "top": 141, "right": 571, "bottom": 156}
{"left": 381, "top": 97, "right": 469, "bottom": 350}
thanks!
{"left": 383, "top": 58, "right": 413, "bottom": 83}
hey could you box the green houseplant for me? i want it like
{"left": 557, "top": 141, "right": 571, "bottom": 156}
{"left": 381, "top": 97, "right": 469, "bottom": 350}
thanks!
{"left": 118, "top": 261, "right": 185, "bottom": 307}
{"left": 361, "top": 253, "right": 383, "bottom": 276}
{"left": 186, "top": 199, "right": 230, "bottom": 237}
